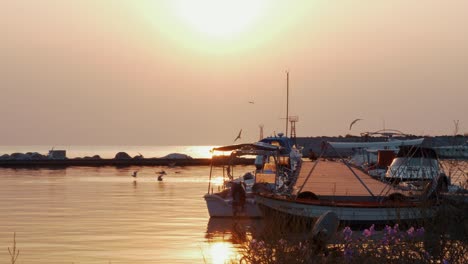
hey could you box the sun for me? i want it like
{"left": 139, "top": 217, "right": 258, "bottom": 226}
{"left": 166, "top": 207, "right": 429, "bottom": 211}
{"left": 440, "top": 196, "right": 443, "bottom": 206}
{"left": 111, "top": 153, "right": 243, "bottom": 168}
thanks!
{"left": 171, "top": 0, "right": 266, "bottom": 39}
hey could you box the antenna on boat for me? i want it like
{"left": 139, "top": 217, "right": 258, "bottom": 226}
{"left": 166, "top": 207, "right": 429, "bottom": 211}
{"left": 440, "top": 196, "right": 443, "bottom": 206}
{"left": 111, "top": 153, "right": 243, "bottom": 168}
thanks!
{"left": 285, "top": 70, "right": 289, "bottom": 137}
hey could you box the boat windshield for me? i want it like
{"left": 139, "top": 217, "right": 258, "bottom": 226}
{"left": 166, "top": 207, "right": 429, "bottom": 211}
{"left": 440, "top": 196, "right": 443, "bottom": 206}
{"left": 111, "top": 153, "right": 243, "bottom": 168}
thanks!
{"left": 260, "top": 137, "right": 292, "bottom": 155}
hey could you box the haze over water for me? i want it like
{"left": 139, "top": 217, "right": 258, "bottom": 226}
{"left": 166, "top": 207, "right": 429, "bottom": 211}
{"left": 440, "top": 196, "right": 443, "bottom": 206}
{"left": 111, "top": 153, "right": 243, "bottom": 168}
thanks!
{"left": 0, "top": 145, "right": 216, "bottom": 159}
{"left": 1, "top": 0, "right": 467, "bottom": 146}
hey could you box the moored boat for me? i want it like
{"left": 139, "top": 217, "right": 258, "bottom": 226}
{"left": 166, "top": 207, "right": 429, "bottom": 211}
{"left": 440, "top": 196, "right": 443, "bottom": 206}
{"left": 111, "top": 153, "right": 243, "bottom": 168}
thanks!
{"left": 255, "top": 193, "right": 437, "bottom": 225}
{"left": 255, "top": 145, "right": 445, "bottom": 225}
{"left": 385, "top": 146, "right": 444, "bottom": 181}
{"left": 204, "top": 138, "right": 301, "bottom": 218}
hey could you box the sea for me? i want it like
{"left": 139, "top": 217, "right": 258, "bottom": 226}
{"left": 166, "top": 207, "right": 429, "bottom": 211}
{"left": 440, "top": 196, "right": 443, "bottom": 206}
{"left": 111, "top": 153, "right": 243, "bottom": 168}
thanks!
{"left": 1, "top": 146, "right": 466, "bottom": 263}
{"left": 0, "top": 146, "right": 258, "bottom": 264}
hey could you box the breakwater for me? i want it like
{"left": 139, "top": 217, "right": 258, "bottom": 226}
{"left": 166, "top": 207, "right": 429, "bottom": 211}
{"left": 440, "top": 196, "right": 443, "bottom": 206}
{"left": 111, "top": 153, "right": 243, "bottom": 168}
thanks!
{"left": 0, "top": 157, "right": 254, "bottom": 168}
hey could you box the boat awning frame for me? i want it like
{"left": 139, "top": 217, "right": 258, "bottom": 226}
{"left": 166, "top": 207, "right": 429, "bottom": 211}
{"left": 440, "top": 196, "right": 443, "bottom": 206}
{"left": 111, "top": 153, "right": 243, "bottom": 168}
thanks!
{"left": 212, "top": 143, "right": 282, "bottom": 153}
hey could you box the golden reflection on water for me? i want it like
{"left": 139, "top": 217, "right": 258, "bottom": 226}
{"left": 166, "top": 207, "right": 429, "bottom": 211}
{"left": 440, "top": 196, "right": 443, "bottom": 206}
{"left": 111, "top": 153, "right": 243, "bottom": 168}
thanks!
{"left": 211, "top": 176, "right": 225, "bottom": 187}
{"left": 209, "top": 241, "right": 236, "bottom": 264}
{"left": 0, "top": 166, "right": 257, "bottom": 263}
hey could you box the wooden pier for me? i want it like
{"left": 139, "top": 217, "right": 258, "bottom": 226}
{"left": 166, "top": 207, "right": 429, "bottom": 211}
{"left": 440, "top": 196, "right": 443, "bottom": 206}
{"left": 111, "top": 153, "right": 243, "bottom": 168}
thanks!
{"left": 294, "top": 160, "right": 401, "bottom": 197}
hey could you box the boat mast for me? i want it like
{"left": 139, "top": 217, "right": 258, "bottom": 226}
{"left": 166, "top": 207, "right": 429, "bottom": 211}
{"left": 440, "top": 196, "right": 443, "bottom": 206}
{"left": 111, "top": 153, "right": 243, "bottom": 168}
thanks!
{"left": 285, "top": 71, "right": 289, "bottom": 137}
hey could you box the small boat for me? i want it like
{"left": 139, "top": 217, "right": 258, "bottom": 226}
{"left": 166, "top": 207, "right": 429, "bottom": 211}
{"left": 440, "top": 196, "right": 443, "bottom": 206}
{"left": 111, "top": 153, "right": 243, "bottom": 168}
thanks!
{"left": 204, "top": 140, "right": 301, "bottom": 218}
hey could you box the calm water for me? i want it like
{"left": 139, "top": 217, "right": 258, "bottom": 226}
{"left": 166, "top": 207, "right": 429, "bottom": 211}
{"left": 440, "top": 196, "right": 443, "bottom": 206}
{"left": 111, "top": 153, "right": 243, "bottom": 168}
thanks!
{"left": 0, "top": 165, "right": 258, "bottom": 263}
{"left": 1, "top": 146, "right": 465, "bottom": 263}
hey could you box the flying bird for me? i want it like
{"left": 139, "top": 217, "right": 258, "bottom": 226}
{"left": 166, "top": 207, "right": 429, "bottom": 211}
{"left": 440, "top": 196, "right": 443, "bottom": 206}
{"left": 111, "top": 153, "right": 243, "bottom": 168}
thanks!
{"left": 349, "top": 119, "right": 363, "bottom": 130}
{"left": 234, "top": 129, "right": 242, "bottom": 142}
{"left": 248, "top": 101, "right": 255, "bottom": 104}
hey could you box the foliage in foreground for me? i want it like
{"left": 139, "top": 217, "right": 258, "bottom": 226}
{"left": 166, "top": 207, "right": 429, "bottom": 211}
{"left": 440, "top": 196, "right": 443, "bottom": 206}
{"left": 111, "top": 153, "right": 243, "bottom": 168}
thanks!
{"left": 238, "top": 223, "right": 467, "bottom": 264}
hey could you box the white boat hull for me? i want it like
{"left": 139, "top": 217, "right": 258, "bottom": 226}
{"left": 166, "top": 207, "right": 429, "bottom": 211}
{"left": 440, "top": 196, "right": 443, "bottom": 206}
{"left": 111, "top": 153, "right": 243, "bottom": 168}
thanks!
{"left": 255, "top": 195, "right": 436, "bottom": 224}
{"left": 204, "top": 194, "right": 262, "bottom": 218}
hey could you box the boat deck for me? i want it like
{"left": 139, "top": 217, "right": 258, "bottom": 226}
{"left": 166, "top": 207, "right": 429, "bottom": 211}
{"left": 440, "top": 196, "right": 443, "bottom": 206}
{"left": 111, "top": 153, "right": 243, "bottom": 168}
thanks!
{"left": 293, "top": 160, "right": 403, "bottom": 197}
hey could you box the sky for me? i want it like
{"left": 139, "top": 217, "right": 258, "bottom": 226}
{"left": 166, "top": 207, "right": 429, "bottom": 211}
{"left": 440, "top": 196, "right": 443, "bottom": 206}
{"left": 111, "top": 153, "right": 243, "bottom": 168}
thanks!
{"left": 1, "top": 0, "right": 467, "bottom": 145}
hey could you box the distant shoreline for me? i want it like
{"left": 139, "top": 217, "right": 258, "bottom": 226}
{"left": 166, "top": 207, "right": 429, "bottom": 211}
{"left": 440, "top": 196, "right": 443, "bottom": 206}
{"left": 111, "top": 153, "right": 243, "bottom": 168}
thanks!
{"left": 0, "top": 157, "right": 254, "bottom": 168}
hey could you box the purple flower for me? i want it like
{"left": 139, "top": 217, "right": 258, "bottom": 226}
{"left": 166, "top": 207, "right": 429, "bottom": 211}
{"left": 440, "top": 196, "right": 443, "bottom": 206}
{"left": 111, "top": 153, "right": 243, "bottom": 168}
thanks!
{"left": 362, "top": 224, "right": 375, "bottom": 238}
{"left": 406, "top": 227, "right": 415, "bottom": 238}
{"left": 343, "top": 226, "right": 353, "bottom": 241}
{"left": 384, "top": 225, "right": 392, "bottom": 235}
{"left": 415, "top": 227, "right": 425, "bottom": 237}
{"left": 362, "top": 229, "right": 371, "bottom": 238}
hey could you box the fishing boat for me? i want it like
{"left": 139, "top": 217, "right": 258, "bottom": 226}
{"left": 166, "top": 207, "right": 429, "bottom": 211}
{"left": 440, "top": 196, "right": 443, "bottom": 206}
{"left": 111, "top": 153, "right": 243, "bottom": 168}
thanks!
{"left": 255, "top": 143, "right": 444, "bottom": 225}
{"left": 328, "top": 130, "right": 424, "bottom": 178}
{"left": 328, "top": 130, "right": 424, "bottom": 167}
{"left": 204, "top": 139, "right": 301, "bottom": 218}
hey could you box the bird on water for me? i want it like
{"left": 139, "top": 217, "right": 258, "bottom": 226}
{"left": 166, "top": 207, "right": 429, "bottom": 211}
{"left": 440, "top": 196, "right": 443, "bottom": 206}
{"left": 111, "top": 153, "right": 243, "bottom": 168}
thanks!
{"left": 131, "top": 171, "right": 138, "bottom": 177}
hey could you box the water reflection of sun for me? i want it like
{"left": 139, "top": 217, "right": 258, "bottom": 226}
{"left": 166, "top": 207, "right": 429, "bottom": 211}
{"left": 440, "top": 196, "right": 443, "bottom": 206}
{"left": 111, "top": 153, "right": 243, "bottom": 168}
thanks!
{"left": 209, "top": 241, "right": 236, "bottom": 264}
{"left": 210, "top": 176, "right": 225, "bottom": 187}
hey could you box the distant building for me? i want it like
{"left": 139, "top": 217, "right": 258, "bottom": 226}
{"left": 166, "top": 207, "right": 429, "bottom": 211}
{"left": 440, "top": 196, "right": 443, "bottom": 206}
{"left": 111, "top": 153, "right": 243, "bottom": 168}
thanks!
{"left": 48, "top": 150, "right": 66, "bottom": 160}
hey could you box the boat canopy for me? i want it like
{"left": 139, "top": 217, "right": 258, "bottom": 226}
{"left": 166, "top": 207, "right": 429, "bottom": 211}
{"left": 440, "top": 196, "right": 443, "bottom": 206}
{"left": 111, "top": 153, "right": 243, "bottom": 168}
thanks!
{"left": 212, "top": 143, "right": 280, "bottom": 152}
{"left": 259, "top": 136, "right": 294, "bottom": 155}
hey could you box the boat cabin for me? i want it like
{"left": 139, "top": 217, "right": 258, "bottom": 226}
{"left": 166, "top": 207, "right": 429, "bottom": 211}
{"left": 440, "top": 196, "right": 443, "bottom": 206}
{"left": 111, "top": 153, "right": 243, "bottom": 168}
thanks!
{"left": 385, "top": 146, "right": 441, "bottom": 181}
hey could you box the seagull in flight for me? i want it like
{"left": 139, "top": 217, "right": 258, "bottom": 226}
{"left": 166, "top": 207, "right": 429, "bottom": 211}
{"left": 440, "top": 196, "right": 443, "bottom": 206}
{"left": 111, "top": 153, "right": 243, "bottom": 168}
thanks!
{"left": 349, "top": 119, "right": 363, "bottom": 130}
{"left": 234, "top": 129, "right": 242, "bottom": 142}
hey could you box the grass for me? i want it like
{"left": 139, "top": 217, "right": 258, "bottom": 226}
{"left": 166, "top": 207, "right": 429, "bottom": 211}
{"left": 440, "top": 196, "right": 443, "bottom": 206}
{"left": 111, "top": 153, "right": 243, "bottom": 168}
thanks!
{"left": 8, "top": 233, "right": 19, "bottom": 264}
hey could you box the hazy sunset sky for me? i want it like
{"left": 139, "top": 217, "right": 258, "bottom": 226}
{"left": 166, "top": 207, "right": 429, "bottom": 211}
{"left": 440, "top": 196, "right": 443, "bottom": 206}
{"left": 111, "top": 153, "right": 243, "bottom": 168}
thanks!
{"left": 1, "top": 0, "right": 467, "bottom": 145}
